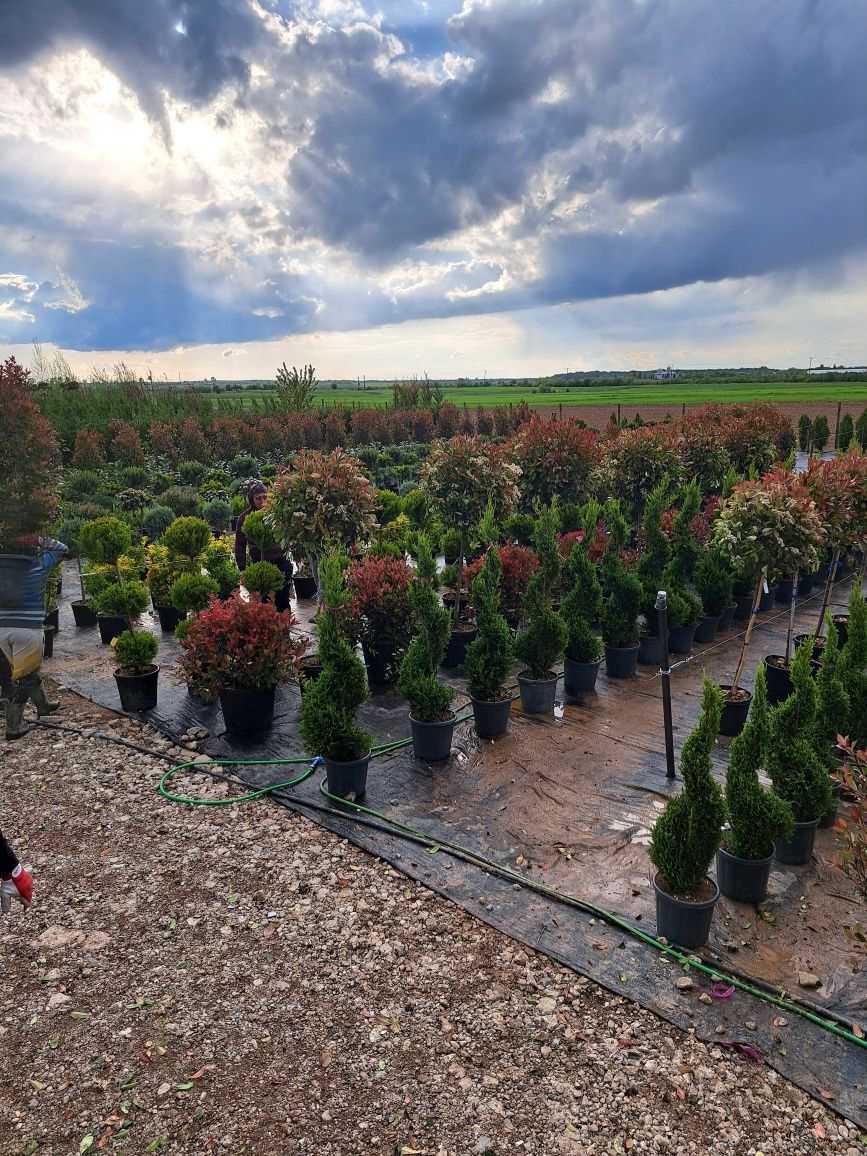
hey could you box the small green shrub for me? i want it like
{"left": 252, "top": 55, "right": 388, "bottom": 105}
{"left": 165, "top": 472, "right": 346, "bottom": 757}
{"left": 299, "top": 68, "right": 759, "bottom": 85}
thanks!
{"left": 120, "top": 465, "right": 149, "bottom": 488}
{"left": 465, "top": 548, "right": 515, "bottom": 701}
{"left": 94, "top": 579, "right": 150, "bottom": 623}
{"left": 56, "top": 516, "right": 84, "bottom": 557}
{"left": 161, "top": 485, "right": 201, "bottom": 517}
{"left": 229, "top": 453, "right": 257, "bottom": 478}
{"left": 242, "top": 561, "right": 284, "bottom": 597}
{"left": 202, "top": 497, "right": 232, "bottom": 533}
{"left": 649, "top": 677, "right": 726, "bottom": 894}
{"left": 560, "top": 542, "right": 603, "bottom": 663}
{"left": 64, "top": 470, "right": 103, "bottom": 501}
{"left": 600, "top": 553, "right": 642, "bottom": 649}
{"left": 141, "top": 505, "right": 176, "bottom": 542}
{"left": 767, "top": 641, "right": 834, "bottom": 821}
{"left": 397, "top": 535, "right": 455, "bottom": 722}
{"left": 811, "top": 414, "right": 830, "bottom": 451}
{"left": 178, "top": 459, "right": 206, "bottom": 483}
{"left": 694, "top": 548, "right": 734, "bottom": 616}
{"left": 241, "top": 509, "right": 278, "bottom": 552}
{"left": 161, "top": 516, "right": 211, "bottom": 562}
{"left": 79, "top": 517, "right": 133, "bottom": 566}
{"left": 515, "top": 576, "right": 567, "bottom": 679}
{"left": 114, "top": 629, "right": 159, "bottom": 674}
{"left": 837, "top": 413, "right": 854, "bottom": 450}
{"left": 798, "top": 413, "right": 811, "bottom": 451}
{"left": 169, "top": 572, "right": 218, "bottom": 614}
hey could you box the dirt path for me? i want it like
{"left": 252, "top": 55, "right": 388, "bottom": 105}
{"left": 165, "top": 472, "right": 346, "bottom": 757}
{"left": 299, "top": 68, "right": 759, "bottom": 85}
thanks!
{"left": 1, "top": 694, "right": 863, "bottom": 1156}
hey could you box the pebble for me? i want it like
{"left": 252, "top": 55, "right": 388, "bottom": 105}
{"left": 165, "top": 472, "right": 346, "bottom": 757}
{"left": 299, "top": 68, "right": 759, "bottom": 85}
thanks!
{"left": 798, "top": 972, "right": 821, "bottom": 988}
{"left": 675, "top": 977, "right": 694, "bottom": 991}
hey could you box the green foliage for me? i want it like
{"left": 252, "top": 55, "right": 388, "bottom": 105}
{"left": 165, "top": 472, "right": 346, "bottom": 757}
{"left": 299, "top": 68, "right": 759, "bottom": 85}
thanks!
{"left": 202, "top": 498, "right": 232, "bottom": 533}
{"left": 242, "top": 561, "right": 284, "bottom": 597}
{"left": 95, "top": 579, "right": 150, "bottom": 624}
{"left": 240, "top": 509, "right": 278, "bottom": 553}
{"left": 268, "top": 449, "right": 378, "bottom": 554}
{"left": 0, "top": 357, "right": 63, "bottom": 549}
{"left": 465, "top": 548, "right": 516, "bottom": 701}
{"left": 856, "top": 407, "right": 867, "bottom": 451}
{"left": 440, "top": 528, "right": 462, "bottom": 559}
{"left": 560, "top": 542, "right": 603, "bottom": 663}
{"left": 798, "top": 414, "right": 811, "bottom": 451}
{"left": 599, "top": 550, "right": 642, "bottom": 649}
{"left": 694, "top": 547, "right": 734, "bottom": 616}
{"left": 515, "top": 575, "right": 567, "bottom": 678}
{"left": 141, "top": 505, "right": 176, "bottom": 542}
{"left": 178, "top": 459, "right": 206, "bottom": 483}
{"left": 229, "top": 453, "right": 257, "bottom": 478}
{"left": 713, "top": 470, "right": 823, "bottom": 580}
{"left": 79, "top": 517, "right": 133, "bottom": 566}
{"left": 531, "top": 502, "right": 561, "bottom": 599}
{"left": 649, "top": 677, "right": 726, "bottom": 894}
{"left": 161, "top": 516, "right": 211, "bottom": 562}
{"left": 811, "top": 413, "right": 830, "bottom": 450}
{"left": 724, "top": 665, "right": 793, "bottom": 859}
{"left": 56, "top": 516, "right": 84, "bottom": 557}
{"left": 397, "top": 535, "right": 456, "bottom": 722}
{"left": 839, "top": 587, "right": 867, "bottom": 746}
{"left": 275, "top": 362, "right": 316, "bottom": 412}
{"left": 64, "top": 469, "right": 103, "bottom": 501}
{"left": 503, "top": 512, "right": 536, "bottom": 545}
{"left": 161, "top": 485, "right": 201, "bottom": 517}
{"left": 376, "top": 488, "right": 402, "bottom": 525}
{"left": 635, "top": 481, "right": 671, "bottom": 588}
{"left": 401, "top": 488, "right": 431, "bottom": 529}
{"left": 837, "top": 412, "right": 853, "bottom": 450}
{"left": 299, "top": 551, "right": 372, "bottom": 761}
{"left": 114, "top": 629, "right": 159, "bottom": 674}
{"left": 767, "top": 641, "right": 835, "bottom": 821}
{"left": 169, "top": 572, "right": 218, "bottom": 614}
{"left": 814, "top": 620, "right": 850, "bottom": 766}
{"left": 669, "top": 478, "right": 701, "bottom": 583}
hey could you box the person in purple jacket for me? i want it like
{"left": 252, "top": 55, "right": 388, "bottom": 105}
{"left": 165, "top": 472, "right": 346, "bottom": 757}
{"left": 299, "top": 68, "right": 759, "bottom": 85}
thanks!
{"left": 0, "top": 535, "right": 67, "bottom": 739}
{"left": 233, "top": 481, "right": 294, "bottom": 612}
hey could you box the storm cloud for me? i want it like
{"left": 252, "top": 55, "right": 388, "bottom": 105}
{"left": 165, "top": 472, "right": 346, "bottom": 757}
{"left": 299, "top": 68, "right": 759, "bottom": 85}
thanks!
{"left": 0, "top": 0, "right": 865, "bottom": 352}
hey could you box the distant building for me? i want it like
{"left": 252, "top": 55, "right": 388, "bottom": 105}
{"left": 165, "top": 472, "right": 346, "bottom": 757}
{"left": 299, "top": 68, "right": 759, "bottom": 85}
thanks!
{"left": 655, "top": 366, "right": 677, "bottom": 380}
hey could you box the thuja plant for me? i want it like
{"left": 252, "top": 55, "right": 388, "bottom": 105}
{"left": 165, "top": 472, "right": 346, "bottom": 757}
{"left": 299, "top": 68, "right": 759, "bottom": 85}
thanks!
{"left": 649, "top": 677, "right": 726, "bottom": 895}
{"left": 839, "top": 587, "right": 867, "bottom": 748}
{"left": 599, "top": 543, "right": 642, "bottom": 650}
{"left": 465, "top": 547, "right": 515, "bottom": 702}
{"left": 82, "top": 517, "right": 157, "bottom": 673}
{"left": 713, "top": 469, "right": 823, "bottom": 694}
{"left": 299, "top": 551, "right": 372, "bottom": 762}
{"left": 420, "top": 436, "right": 521, "bottom": 627}
{"left": 723, "top": 664, "right": 793, "bottom": 860}
{"left": 560, "top": 542, "right": 603, "bottom": 664}
{"left": 832, "top": 738, "right": 867, "bottom": 900}
{"left": 397, "top": 535, "right": 456, "bottom": 722}
{"left": 635, "top": 481, "right": 671, "bottom": 633}
{"left": 515, "top": 504, "right": 567, "bottom": 679}
{"left": 814, "top": 620, "right": 850, "bottom": 769}
{"left": 694, "top": 546, "right": 734, "bottom": 617}
{"left": 766, "top": 641, "right": 834, "bottom": 822}
{"left": 241, "top": 561, "right": 285, "bottom": 598}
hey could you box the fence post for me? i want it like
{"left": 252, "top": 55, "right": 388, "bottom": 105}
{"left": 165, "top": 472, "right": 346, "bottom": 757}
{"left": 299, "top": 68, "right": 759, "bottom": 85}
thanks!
{"left": 656, "top": 590, "right": 676, "bottom": 780}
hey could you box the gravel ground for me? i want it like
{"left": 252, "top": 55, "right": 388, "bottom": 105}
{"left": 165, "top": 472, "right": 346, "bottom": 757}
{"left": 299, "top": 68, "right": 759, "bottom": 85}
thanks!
{"left": 1, "top": 692, "right": 864, "bottom": 1156}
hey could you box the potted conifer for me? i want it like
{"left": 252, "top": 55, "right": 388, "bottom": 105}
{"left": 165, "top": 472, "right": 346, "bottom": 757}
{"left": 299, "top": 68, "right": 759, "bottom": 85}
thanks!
{"left": 813, "top": 621, "right": 849, "bottom": 827}
{"left": 299, "top": 552, "right": 373, "bottom": 800}
{"left": 515, "top": 504, "right": 567, "bottom": 713}
{"left": 79, "top": 518, "right": 136, "bottom": 643}
{"left": 694, "top": 546, "right": 734, "bottom": 642}
{"left": 600, "top": 504, "right": 643, "bottom": 679}
{"left": 397, "top": 535, "right": 457, "bottom": 760}
{"left": 766, "top": 640, "right": 834, "bottom": 864}
{"left": 717, "top": 665, "right": 793, "bottom": 903}
{"left": 649, "top": 677, "right": 727, "bottom": 948}
{"left": 560, "top": 541, "right": 603, "bottom": 695}
{"left": 465, "top": 548, "right": 516, "bottom": 738}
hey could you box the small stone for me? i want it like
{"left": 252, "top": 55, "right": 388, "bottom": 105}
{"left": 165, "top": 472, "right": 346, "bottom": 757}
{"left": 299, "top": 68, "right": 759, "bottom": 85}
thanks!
{"left": 715, "top": 1025, "right": 725, "bottom": 1034}
{"left": 537, "top": 997, "right": 557, "bottom": 1014}
{"left": 698, "top": 992, "right": 713, "bottom": 1005}
{"left": 675, "top": 977, "right": 694, "bottom": 991}
{"left": 157, "top": 1083, "right": 172, "bottom": 1097}
{"left": 47, "top": 992, "right": 71, "bottom": 1011}
{"left": 745, "top": 1020, "right": 757, "bottom": 1030}
{"left": 798, "top": 972, "right": 821, "bottom": 988}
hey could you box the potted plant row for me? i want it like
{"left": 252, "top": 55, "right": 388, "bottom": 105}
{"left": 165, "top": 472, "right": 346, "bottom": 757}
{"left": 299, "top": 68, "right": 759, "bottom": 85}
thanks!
{"left": 515, "top": 504, "right": 566, "bottom": 714}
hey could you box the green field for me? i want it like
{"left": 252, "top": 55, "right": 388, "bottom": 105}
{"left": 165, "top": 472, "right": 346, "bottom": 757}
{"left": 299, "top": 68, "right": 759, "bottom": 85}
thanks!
{"left": 216, "top": 380, "right": 867, "bottom": 411}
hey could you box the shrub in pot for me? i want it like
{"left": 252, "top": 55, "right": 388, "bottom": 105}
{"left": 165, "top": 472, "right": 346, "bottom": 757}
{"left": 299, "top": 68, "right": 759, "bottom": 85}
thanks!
{"left": 169, "top": 572, "right": 219, "bottom": 620}
{"left": 693, "top": 546, "right": 734, "bottom": 642}
{"left": 141, "top": 505, "right": 176, "bottom": 542}
{"left": 203, "top": 539, "right": 240, "bottom": 599}
{"left": 113, "top": 627, "right": 160, "bottom": 712}
{"left": 838, "top": 587, "right": 867, "bottom": 748}
{"left": 649, "top": 677, "right": 726, "bottom": 948}
{"left": 241, "top": 560, "right": 285, "bottom": 599}
{"left": 718, "top": 665, "right": 793, "bottom": 903}
{"left": 514, "top": 504, "right": 566, "bottom": 713}
{"left": 464, "top": 543, "right": 537, "bottom": 625}
{"left": 813, "top": 621, "right": 849, "bottom": 826}
{"left": 299, "top": 552, "right": 373, "bottom": 800}
{"left": 160, "top": 516, "right": 212, "bottom": 570}
{"left": 177, "top": 593, "right": 305, "bottom": 730}
{"left": 397, "top": 535, "right": 457, "bottom": 760}
{"left": 766, "top": 640, "right": 834, "bottom": 863}
{"left": 347, "top": 555, "right": 415, "bottom": 685}
{"left": 80, "top": 518, "right": 136, "bottom": 641}
{"left": 145, "top": 543, "right": 188, "bottom": 631}
{"left": 465, "top": 548, "right": 516, "bottom": 738}
{"left": 635, "top": 480, "right": 672, "bottom": 646}
{"left": 599, "top": 546, "right": 643, "bottom": 679}
{"left": 560, "top": 542, "right": 603, "bottom": 696}
{"left": 713, "top": 469, "right": 823, "bottom": 735}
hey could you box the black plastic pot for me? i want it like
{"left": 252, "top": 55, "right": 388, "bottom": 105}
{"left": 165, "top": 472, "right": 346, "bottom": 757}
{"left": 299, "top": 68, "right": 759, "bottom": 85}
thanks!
{"left": 409, "top": 713, "right": 457, "bottom": 761}
{"left": 774, "top": 817, "right": 820, "bottom": 865}
{"left": 44, "top": 607, "right": 60, "bottom": 632}
{"left": 775, "top": 578, "right": 794, "bottom": 604}
{"left": 516, "top": 671, "right": 558, "bottom": 714}
{"left": 718, "top": 684, "right": 752, "bottom": 736}
{"left": 114, "top": 665, "right": 159, "bottom": 712}
{"left": 652, "top": 873, "right": 719, "bottom": 949}
{"left": 668, "top": 623, "right": 696, "bottom": 655}
{"left": 471, "top": 694, "right": 512, "bottom": 738}
{"left": 71, "top": 599, "right": 99, "bottom": 628}
{"left": 604, "top": 643, "right": 640, "bottom": 679}
{"left": 155, "top": 604, "right": 183, "bottom": 633}
{"left": 219, "top": 685, "right": 276, "bottom": 735}
{"left": 638, "top": 633, "right": 661, "bottom": 665}
{"left": 758, "top": 585, "right": 778, "bottom": 612}
{"left": 563, "top": 656, "right": 601, "bottom": 696}
{"left": 793, "top": 633, "right": 824, "bottom": 666}
{"left": 362, "top": 639, "right": 397, "bottom": 685}
{"left": 43, "top": 626, "right": 55, "bottom": 658}
{"left": 324, "top": 753, "right": 369, "bottom": 802}
{"left": 0, "top": 554, "right": 34, "bottom": 609}
{"left": 716, "top": 846, "right": 774, "bottom": 904}
{"left": 832, "top": 615, "right": 849, "bottom": 647}
{"left": 293, "top": 574, "right": 318, "bottom": 599}
{"left": 97, "top": 614, "right": 127, "bottom": 644}
{"left": 717, "top": 602, "right": 737, "bottom": 633}
{"left": 693, "top": 614, "right": 720, "bottom": 644}
{"left": 819, "top": 783, "right": 842, "bottom": 829}
{"left": 298, "top": 657, "right": 324, "bottom": 695}
{"left": 441, "top": 626, "right": 477, "bottom": 669}
{"left": 763, "top": 657, "right": 794, "bottom": 705}
{"left": 796, "top": 572, "right": 815, "bottom": 598}
{"left": 732, "top": 593, "right": 754, "bottom": 621}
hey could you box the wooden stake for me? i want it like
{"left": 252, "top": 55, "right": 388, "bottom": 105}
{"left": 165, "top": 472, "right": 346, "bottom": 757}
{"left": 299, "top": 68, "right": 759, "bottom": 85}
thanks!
{"left": 814, "top": 546, "right": 840, "bottom": 638}
{"left": 731, "top": 570, "right": 765, "bottom": 692}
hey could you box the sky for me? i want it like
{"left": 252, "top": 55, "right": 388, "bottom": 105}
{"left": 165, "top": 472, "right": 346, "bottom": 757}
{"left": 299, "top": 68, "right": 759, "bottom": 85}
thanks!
{"left": 1, "top": 0, "right": 866, "bottom": 380}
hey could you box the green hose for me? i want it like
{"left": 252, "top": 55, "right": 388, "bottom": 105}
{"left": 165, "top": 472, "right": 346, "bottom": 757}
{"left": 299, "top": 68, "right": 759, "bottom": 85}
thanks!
{"left": 159, "top": 741, "right": 867, "bottom": 1054}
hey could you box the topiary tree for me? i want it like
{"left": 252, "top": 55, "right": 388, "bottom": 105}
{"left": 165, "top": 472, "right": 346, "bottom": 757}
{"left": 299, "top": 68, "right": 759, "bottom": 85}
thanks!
{"left": 397, "top": 535, "right": 456, "bottom": 722}
{"left": 169, "top": 572, "right": 218, "bottom": 615}
{"left": 694, "top": 546, "right": 734, "bottom": 617}
{"left": 203, "top": 540, "right": 240, "bottom": 599}
{"left": 241, "top": 561, "right": 285, "bottom": 598}
{"left": 141, "top": 505, "right": 176, "bottom": 542}
{"left": 649, "top": 677, "right": 726, "bottom": 895}
{"left": 723, "top": 664, "right": 793, "bottom": 859}
{"left": 161, "top": 516, "right": 212, "bottom": 566}
{"left": 812, "top": 413, "right": 830, "bottom": 452}
{"left": 766, "top": 640, "right": 834, "bottom": 822}
{"left": 465, "top": 548, "right": 515, "bottom": 702}
{"left": 515, "top": 504, "right": 567, "bottom": 679}
{"left": 202, "top": 497, "right": 232, "bottom": 534}
{"left": 838, "top": 412, "right": 854, "bottom": 450}
{"left": 798, "top": 413, "right": 811, "bottom": 452}
{"left": 600, "top": 550, "right": 642, "bottom": 649}
{"left": 420, "top": 436, "right": 521, "bottom": 627}
{"left": 560, "top": 542, "right": 603, "bottom": 664}
{"left": 79, "top": 517, "right": 133, "bottom": 567}
{"left": 635, "top": 480, "right": 672, "bottom": 634}
{"left": 814, "top": 619, "right": 850, "bottom": 772}
{"left": 299, "top": 552, "right": 372, "bottom": 762}
{"left": 506, "top": 417, "right": 598, "bottom": 506}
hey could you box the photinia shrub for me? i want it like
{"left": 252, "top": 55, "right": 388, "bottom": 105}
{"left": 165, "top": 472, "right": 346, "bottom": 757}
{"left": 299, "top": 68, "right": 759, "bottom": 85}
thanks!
{"left": 267, "top": 448, "right": 378, "bottom": 555}
{"left": 506, "top": 417, "right": 598, "bottom": 506}
{"left": 347, "top": 555, "right": 414, "bottom": 647}
{"left": 71, "top": 429, "right": 106, "bottom": 470}
{"left": 599, "top": 426, "right": 683, "bottom": 521}
{"left": 464, "top": 543, "right": 537, "bottom": 618}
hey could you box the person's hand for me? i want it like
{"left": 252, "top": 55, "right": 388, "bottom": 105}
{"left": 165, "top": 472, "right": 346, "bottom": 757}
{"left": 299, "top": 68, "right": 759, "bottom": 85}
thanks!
{"left": 1, "top": 864, "right": 32, "bottom": 912}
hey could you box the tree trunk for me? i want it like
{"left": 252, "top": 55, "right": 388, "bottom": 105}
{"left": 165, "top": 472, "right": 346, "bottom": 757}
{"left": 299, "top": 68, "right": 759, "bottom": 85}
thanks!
{"left": 730, "top": 569, "right": 764, "bottom": 692}
{"left": 813, "top": 546, "right": 840, "bottom": 639}
{"left": 784, "top": 567, "right": 798, "bottom": 665}
{"left": 452, "top": 529, "right": 467, "bottom": 629}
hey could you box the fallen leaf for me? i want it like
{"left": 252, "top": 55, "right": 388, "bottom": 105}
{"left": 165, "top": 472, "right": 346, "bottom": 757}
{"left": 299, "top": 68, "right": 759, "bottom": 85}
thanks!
{"left": 175, "top": 1082, "right": 194, "bottom": 1091}
{"left": 852, "top": 1022, "right": 864, "bottom": 1039}
{"left": 69, "top": 1012, "right": 90, "bottom": 1021}
{"left": 186, "top": 1067, "right": 213, "bottom": 1080}
{"left": 676, "top": 1088, "right": 686, "bottom": 1101}
{"left": 79, "top": 1136, "right": 94, "bottom": 1154}
{"left": 816, "top": 1088, "right": 835, "bottom": 1101}
{"left": 813, "top": 1122, "right": 826, "bottom": 1139}
{"left": 48, "top": 1037, "right": 59, "bottom": 1050}
{"left": 29, "top": 1080, "right": 45, "bottom": 1091}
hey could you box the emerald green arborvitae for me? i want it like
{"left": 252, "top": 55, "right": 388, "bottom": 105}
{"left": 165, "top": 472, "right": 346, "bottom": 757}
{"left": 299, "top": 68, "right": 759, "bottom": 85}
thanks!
{"left": 766, "top": 640, "right": 834, "bottom": 822}
{"left": 649, "top": 677, "right": 727, "bottom": 895}
{"left": 724, "top": 664, "right": 793, "bottom": 859}
{"left": 814, "top": 619, "right": 850, "bottom": 765}
{"left": 515, "top": 504, "right": 567, "bottom": 678}
{"left": 669, "top": 478, "right": 702, "bottom": 584}
{"left": 560, "top": 542, "right": 603, "bottom": 663}
{"left": 396, "top": 534, "right": 456, "bottom": 722}
{"left": 839, "top": 587, "right": 867, "bottom": 747}
{"left": 465, "top": 547, "right": 515, "bottom": 701}
{"left": 298, "top": 552, "right": 372, "bottom": 762}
